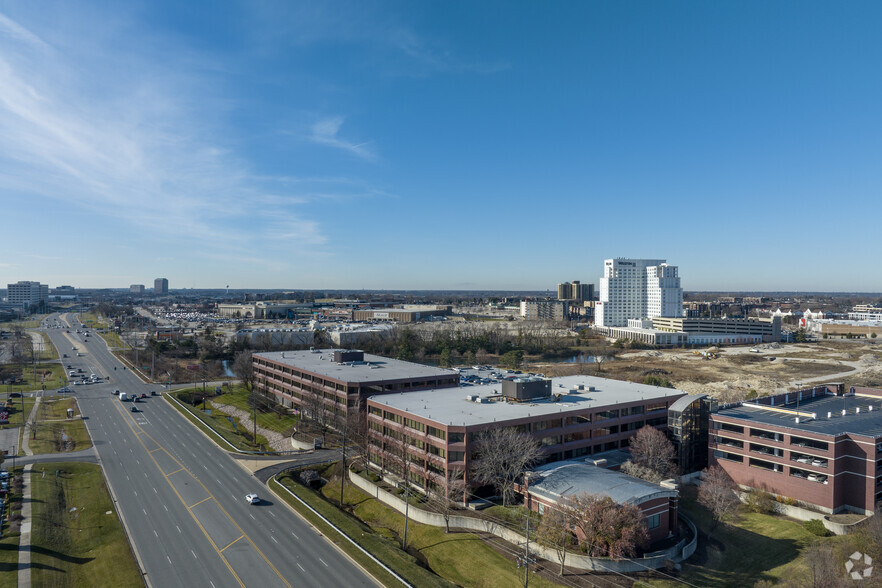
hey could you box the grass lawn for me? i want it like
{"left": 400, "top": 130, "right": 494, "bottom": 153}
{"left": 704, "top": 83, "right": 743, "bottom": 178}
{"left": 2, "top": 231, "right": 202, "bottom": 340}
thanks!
{"left": 0, "top": 467, "right": 24, "bottom": 582}
{"left": 29, "top": 420, "right": 92, "bottom": 455}
{"left": 165, "top": 392, "right": 269, "bottom": 451}
{"left": 0, "top": 397, "right": 36, "bottom": 431}
{"left": 640, "top": 487, "right": 850, "bottom": 588}
{"left": 40, "top": 332, "right": 59, "bottom": 360}
{"left": 98, "top": 331, "right": 124, "bottom": 348}
{"left": 274, "top": 471, "right": 455, "bottom": 588}
{"left": 277, "top": 465, "right": 568, "bottom": 588}
{"left": 214, "top": 384, "right": 300, "bottom": 435}
{"left": 29, "top": 462, "right": 141, "bottom": 587}
{"left": 76, "top": 311, "right": 104, "bottom": 330}
{"left": 0, "top": 316, "right": 46, "bottom": 329}
{"left": 38, "top": 396, "right": 77, "bottom": 420}
{"left": 3, "top": 363, "right": 67, "bottom": 394}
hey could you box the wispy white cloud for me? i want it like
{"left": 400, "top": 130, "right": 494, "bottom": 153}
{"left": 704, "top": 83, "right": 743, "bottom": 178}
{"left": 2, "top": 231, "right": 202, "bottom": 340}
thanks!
{"left": 308, "top": 116, "right": 376, "bottom": 160}
{"left": 0, "top": 12, "right": 50, "bottom": 52}
{"left": 0, "top": 10, "right": 331, "bottom": 255}
{"left": 246, "top": 4, "right": 509, "bottom": 77}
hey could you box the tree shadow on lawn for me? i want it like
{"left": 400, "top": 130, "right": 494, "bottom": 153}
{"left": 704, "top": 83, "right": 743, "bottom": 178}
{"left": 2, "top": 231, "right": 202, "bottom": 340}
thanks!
{"left": 26, "top": 544, "right": 96, "bottom": 565}
{"left": 683, "top": 523, "right": 802, "bottom": 587}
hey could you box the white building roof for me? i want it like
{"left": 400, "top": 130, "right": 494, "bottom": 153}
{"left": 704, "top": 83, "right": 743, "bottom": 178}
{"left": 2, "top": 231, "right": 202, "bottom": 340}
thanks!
{"left": 369, "top": 375, "right": 685, "bottom": 427}
{"left": 254, "top": 349, "right": 457, "bottom": 383}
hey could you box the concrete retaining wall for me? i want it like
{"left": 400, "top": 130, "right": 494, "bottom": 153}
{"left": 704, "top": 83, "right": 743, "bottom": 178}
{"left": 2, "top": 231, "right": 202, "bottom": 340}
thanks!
{"left": 348, "top": 469, "right": 698, "bottom": 572}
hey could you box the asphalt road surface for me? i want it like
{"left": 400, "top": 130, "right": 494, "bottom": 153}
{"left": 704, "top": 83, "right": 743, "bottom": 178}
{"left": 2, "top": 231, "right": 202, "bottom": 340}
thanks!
{"left": 42, "top": 313, "right": 377, "bottom": 588}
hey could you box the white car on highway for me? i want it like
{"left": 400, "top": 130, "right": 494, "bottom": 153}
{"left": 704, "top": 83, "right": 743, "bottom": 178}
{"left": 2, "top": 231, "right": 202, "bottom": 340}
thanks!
{"left": 245, "top": 493, "right": 260, "bottom": 505}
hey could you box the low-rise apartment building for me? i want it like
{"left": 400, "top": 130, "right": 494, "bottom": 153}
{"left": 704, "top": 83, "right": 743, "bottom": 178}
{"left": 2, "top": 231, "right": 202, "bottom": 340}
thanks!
{"left": 366, "top": 375, "right": 685, "bottom": 497}
{"left": 709, "top": 384, "right": 882, "bottom": 515}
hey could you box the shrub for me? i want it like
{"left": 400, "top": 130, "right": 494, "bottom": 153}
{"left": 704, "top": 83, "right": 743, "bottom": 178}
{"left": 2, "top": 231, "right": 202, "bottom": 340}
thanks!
{"left": 803, "top": 519, "right": 829, "bottom": 536}
{"left": 745, "top": 489, "right": 776, "bottom": 514}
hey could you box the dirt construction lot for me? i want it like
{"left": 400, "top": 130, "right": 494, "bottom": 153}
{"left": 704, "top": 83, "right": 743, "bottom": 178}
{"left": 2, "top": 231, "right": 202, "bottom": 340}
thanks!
{"left": 537, "top": 340, "right": 882, "bottom": 403}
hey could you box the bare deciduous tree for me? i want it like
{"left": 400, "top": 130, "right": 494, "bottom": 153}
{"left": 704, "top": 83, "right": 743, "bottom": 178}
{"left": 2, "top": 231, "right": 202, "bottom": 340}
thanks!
{"left": 231, "top": 351, "right": 255, "bottom": 393}
{"left": 697, "top": 466, "right": 739, "bottom": 537}
{"left": 570, "top": 493, "right": 648, "bottom": 559}
{"left": 432, "top": 468, "right": 467, "bottom": 534}
{"left": 622, "top": 425, "right": 677, "bottom": 482}
{"left": 472, "top": 427, "right": 544, "bottom": 507}
{"left": 536, "top": 498, "right": 576, "bottom": 575}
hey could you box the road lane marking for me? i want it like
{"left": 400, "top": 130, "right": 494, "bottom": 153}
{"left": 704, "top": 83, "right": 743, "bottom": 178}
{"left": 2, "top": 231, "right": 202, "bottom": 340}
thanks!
{"left": 320, "top": 558, "right": 328, "bottom": 567}
{"left": 163, "top": 504, "right": 168, "bottom": 512}
{"left": 291, "top": 532, "right": 299, "bottom": 540}
{"left": 111, "top": 403, "right": 274, "bottom": 588}
{"left": 167, "top": 556, "right": 172, "bottom": 565}
{"left": 269, "top": 512, "right": 276, "bottom": 518}
{"left": 220, "top": 535, "right": 245, "bottom": 552}
{"left": 154, "top": 529, "right": 158, "bottom": 537}
{"left": 271, "top": 536, "right": 278, "bottom": 544}
{"left": 297, "top": 563, "right": 305, "bottom": 572}
{"left": 177, "top": 525, "right": 181, "bottom": 533}
{"left": 190, "top": 497, "right": 211, "bottom": 509}
{"left": 191, "top": 550, "right": 197, "bottom": 559}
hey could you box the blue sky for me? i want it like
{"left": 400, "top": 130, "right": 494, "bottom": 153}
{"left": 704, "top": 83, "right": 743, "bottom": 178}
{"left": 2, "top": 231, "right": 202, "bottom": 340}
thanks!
{"left": 1, "top": 1, "right": 881, "bottom": 292}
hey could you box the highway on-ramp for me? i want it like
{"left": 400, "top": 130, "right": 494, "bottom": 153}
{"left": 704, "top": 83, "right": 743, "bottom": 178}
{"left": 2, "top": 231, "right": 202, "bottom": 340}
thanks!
{"left": 42, "top": 313, "right": 378, "bottom": 588}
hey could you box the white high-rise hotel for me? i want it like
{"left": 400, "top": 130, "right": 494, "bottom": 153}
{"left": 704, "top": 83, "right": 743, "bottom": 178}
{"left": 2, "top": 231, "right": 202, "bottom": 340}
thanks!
{"left": 595, "top": 259, "right": 683, "bottom": 327}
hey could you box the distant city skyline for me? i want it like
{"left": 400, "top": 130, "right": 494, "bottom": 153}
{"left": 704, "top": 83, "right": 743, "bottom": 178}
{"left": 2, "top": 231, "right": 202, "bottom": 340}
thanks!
{"left": 2, "top": 2, "right": 882, "bottom": 291}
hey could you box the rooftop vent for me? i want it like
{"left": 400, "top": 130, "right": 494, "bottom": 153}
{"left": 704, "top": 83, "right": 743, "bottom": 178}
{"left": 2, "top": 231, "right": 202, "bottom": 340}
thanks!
{"left": 501, "top": 378, "right": 552, "bottom": 401}
{"left": 334, "top": 350, "right": 364, "bottom": 363}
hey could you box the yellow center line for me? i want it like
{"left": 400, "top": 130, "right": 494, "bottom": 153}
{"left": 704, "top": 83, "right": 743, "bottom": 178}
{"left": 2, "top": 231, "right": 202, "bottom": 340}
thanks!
{"left": 166, "top": 467, "right": 185, "bottom": 476}
{"left": 131, "top": 412, "right": 293, "bottom": 588}
{"left": 115, "top": 402, "right": 293, "bottom": 588}
{"left": 112, "top": 402, "right": 245, "bottom": 587}
{"left": 190, "top": 496, "right": 212, "bottom": 509}
{"left": 220, "top": 535, "right": 245, "bottom": 553}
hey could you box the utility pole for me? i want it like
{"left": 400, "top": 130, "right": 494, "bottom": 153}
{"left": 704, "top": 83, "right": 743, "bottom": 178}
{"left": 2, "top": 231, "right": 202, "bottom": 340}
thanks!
{"left": 340, "top": 417, "right": 347, "bottom": 504}
{"left": 518, "top": 514, "right": 536, "bottom": 588}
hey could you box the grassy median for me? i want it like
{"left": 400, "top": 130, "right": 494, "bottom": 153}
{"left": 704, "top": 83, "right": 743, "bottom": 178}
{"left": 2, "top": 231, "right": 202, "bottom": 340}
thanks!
{"left": 29, "top": 462, "right": 141, "bottom": 587}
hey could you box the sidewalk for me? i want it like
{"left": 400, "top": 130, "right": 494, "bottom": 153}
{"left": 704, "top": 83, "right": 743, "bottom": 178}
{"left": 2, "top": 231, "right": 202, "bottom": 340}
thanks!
{"left": 20, "top": 396, "right": 42, "bottom": 456}
{"left": 17, "top": 463, "right": 34, "bottom": 587}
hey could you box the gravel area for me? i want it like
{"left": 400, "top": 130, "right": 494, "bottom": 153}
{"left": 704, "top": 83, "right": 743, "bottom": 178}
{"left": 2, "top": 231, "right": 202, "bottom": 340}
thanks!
{"left": 211, "top": 401, "right": 291, "bottom": 452}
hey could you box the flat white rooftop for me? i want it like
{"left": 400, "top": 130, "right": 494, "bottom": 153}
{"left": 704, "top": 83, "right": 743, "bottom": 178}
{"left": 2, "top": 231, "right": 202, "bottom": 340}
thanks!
{"left": 255, "top": 349, "right": 457, "bottom": 384}
{"left": 369, "top": 375, "right": 685, "bottom": 427}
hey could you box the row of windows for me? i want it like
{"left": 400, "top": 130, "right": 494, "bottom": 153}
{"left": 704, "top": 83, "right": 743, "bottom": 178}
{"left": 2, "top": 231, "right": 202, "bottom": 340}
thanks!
{"left": 714, "top": 422, "right": 831, "bottom": 452}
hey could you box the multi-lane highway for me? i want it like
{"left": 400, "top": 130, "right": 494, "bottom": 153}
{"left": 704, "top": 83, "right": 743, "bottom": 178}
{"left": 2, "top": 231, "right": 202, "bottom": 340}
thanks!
{"left": 41, "top": 313, "right": 377, "bottom": 588}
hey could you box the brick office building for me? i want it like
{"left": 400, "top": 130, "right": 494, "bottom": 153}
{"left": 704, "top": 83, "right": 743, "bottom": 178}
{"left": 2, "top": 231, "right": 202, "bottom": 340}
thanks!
{"left": 252, "top": 349, "right": 459, "bottom": 417}
{"left": 710, "top": 384, "right": 882, "bottom": 515}
{"left": 366, "top": 375, "right": 685, "bottom": 497}
{"left": 521, "top": 460, "right": 679, "bottom": 544}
